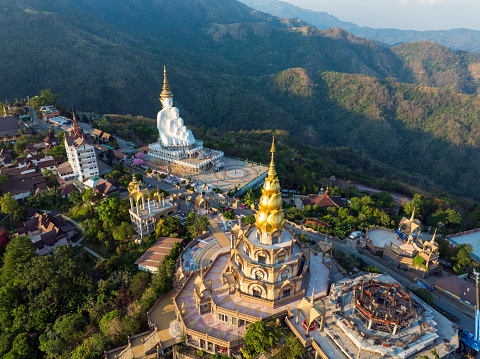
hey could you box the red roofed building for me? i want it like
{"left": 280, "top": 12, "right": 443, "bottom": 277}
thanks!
{"left": 17, "top": 212, "right": 76, "bottom": 255}
{"left": 135, "top": 237, "right": 181, "bottom": 272}
{"left": 302, "top": 188, "right": 343, "bottom": 209}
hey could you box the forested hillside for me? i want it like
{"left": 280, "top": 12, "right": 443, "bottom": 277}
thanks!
{"left": 3, "top": 0, "right": 480, "bottom": 198}
{"left": 262, "top": 69, "right": 480, "bottom": 198}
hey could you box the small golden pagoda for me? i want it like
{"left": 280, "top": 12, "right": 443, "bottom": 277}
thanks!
{"left": 160, "top": 66, "right": 173, "bottom": 101}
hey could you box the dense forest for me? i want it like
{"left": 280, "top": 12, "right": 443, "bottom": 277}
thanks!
{"left": 3, "top": 0, "right": 480, "bottom": 199}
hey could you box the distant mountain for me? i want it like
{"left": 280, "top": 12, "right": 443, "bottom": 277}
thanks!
{"left": 239, "top": 0, "right": 480, "bottom": 53}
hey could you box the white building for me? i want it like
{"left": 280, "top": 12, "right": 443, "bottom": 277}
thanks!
{"left": 64, "top": 114, "right": 99, "bottom": 182}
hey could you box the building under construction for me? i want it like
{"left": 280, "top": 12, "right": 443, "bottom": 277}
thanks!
{"left": 325, "top": 273, "right": 458, "bottom": 359}
{"left": 353, "top": 279, "right": 417, "bottom": 334}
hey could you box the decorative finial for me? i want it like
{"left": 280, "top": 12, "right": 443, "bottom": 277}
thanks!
{"left": 430, "top": 228, "right": 437, "bottom": 243}
{"left": 268, "top": 136, "right": 277, "bottom": 178}
{"left": 310, "top": 287, "right": 315, "bottom": 307}
{"left": 410, "top": 207, "right": 416, "bottom": 221}
{"left": 160, "top": 66, "right": 173, "bottom": 101}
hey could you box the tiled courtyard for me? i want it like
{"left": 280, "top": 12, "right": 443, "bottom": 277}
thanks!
{"left": 192, "top": 157, "right": 268, "bottom": 192}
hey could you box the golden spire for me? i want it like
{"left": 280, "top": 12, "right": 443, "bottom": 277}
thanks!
{"left": 255, "top": 136, "right": 286, "bottom": 233}
{"left": 268, "top": 136, "right": 277, "bottom": 179}
{"left": 160, "top": 66, "right": 173, "bottom": 100}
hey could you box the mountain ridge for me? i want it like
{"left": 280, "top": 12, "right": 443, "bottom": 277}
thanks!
{"left": 239, "top": 0, "right": 480, "bottom": 53}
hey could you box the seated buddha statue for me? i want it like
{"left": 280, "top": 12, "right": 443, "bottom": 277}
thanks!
{"left": 156, "top": 67, "right": 196, "bottom": 148}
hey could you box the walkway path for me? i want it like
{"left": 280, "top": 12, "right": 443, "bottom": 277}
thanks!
{"left": 205, "top": 214, "right": 230, "bottom": 248}
{"left": 148, "top": 289, "right": 180, "bottom": 348}
{"left": 60, "top": 213, "right": 105, "bottom": 260}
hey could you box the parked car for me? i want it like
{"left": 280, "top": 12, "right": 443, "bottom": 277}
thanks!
{"left": 349, "top": 231, "right": 362, "bottom": 240}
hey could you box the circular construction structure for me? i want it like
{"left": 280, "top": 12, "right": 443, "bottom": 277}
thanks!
{"left": 353, "top": 279, "right": 415, "bottom": 334}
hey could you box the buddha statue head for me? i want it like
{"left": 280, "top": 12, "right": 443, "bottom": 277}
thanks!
{"left": 171, "top": 107, "right": 180, "bottom": 118}
{"left": 162, "top": 97, "right": 173, "bottom": 109}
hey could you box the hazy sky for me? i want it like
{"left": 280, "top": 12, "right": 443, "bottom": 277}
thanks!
{"left": 281, "top": 0, "right": 480, "bottom": 31}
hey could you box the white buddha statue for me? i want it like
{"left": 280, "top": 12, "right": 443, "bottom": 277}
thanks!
{"left": 157, "top": 67, "right": 196, "bottom": 148}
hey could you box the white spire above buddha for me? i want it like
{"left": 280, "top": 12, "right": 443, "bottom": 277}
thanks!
{"left": 156, "top": 67, "right": 196, "bottom": 148}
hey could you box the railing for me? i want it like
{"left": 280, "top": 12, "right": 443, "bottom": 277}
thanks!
{"left": 211, "top": 300, "right": 260, "bottom": 323}
{"left": 186, "top": 328, "right": 230, "bottom": 348}
{"left": 116, "top": 345, "right": 133, "bottom": 359}
{"left": 144, "top": 327, "right": 161, "bottom": 352}
{"left": 311, "top": 340, "right": 329, "bottom": 359}
{"left": 285, "top": 316, "right": 312, "bottom": 347}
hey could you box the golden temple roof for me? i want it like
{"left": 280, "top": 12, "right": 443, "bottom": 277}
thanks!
{"left": 255, "top": 136, "right": 286, "bottom": 233}
{"left": 160, "top": 66, "right": 173, "bottom": 100}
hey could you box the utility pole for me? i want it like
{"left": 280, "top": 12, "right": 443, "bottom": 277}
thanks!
{"left": 474, "top": 269, "right": 480, "bottom": 342}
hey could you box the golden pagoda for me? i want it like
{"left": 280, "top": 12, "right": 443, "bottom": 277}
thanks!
{"left": 226, "top": 136, "right": 311, "bottom": 305}
{"left": 255, "top": 137, "right": 286, "bottom": 237}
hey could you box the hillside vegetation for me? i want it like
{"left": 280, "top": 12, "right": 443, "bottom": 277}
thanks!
{"left": 3, "top": 0, "right": 480, "bottom": 199}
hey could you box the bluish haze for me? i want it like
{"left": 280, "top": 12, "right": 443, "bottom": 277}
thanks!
{"left": 281, "top": 0, "right": 480, "bottom": 31}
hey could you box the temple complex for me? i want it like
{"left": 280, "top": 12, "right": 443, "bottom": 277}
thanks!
{"left": 172, "top": 138, "right": 331, "bottom": 356}
{"left": 148, "top": 68, "right": 223, "bottom": 174}
{"left": 365, "top": 211, "right": 439, "bottom": 277}
{"left": 107, "top": 138, "right": 458, "bottom": 359}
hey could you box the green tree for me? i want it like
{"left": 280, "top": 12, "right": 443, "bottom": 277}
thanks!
{"left": 243, "top": 321, "right": 278, "bottom": 358}
{"left": 30, "top": 89, "right": 58, "bottom": 112}
{"left": 1, "top": 235, "right": 35, "bottom": 285}
{"left": 414, "top": 288, "right": 434, "bottom": 305}
{"left": 286, "top": 334, "right": 305, "bottom": 358}
{"left": 104, "top": 170, "right": 122, "bottom": 181}
{"left": 0, "top": 193, "right": 19, "bottom": 215}
{"left": 45, "top": 144, "right": 67, "bottom": 161}
{"left": 134, "top": 173, "right": 143, "bottom": 182}
{"left": 54, "top": 313, "right": 87, "bottom": 342}
{"left": 0, "top": 332, "right": 14, "bottom": 357}
{"left": 155, "top": 217, "right": 183, "bottom": 238}
{"left": 69, "top": 190, "right": 83, "bottom": 206}
{"left": 188, "top": 216, "right": 209, "bottom": 238}
{"left": 82, "top": 188, "right": 93, "bottom": 204}
{"left": 452, "top": 244, "right": 473, "bottom": 274}
{"left": 70, "top": 333, "right": 106, "bottom": 359}
{"left": 244, "top": 215, "right": 255, "bottom": 225}
{"left": 43, "top": 169, "right": 58, "bottom": 187}
{"left": 112, "top": 222, "right": 134, "bottom": 242}
{"left": 223, "top": 210, "right": 235, "bottom": 220}
{"left": 55, "top": 130, "right": 65, "bottom": 142}
{"left": 12, "top": 207, "right": 25, "bottom": 222}
{"left": 4, "top": 332, "right": 37, "bottom": 359}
